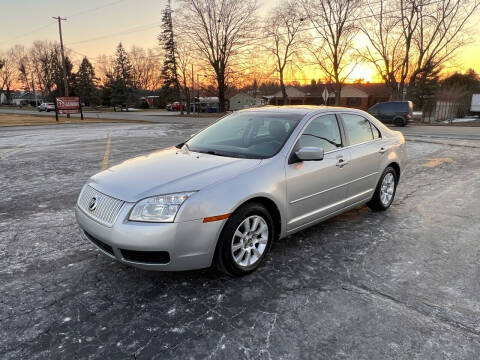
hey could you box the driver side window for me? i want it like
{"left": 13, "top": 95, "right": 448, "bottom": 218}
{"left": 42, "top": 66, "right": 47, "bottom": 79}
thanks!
{"left": 296, "top": 114, "right": 342, "bottom": 153}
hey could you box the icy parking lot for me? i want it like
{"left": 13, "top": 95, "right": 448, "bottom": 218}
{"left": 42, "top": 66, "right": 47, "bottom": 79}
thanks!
{"left": 1, "top": 122, "right": 480, "bottom": 359}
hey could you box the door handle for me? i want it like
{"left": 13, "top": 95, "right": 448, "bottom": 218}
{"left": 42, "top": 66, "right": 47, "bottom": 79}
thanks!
{"left": 379, "top": 147, "right": 386, "bottom": 154}
{"left": 336, "top": 158, "right": 349, "bottom": 167}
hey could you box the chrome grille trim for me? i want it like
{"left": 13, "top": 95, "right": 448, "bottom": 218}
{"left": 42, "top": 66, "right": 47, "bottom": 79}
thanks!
{"left": 77, "top": 185, "right": 124, "bottom": 227}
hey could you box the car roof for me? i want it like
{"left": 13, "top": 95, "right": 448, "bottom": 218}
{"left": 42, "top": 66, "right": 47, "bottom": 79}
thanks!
{"left": 237, "top": 105, "right": 365, "bottom": 116}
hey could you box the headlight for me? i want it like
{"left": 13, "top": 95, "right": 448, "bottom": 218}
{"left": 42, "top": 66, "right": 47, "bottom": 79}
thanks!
{"left": 129, "top": 192, "right": 196, "bottom": 222}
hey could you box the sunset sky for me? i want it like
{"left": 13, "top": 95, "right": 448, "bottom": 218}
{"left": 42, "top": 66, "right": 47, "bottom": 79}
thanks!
{"left": 1, "top": 0, "right": 479, "bottom": 83}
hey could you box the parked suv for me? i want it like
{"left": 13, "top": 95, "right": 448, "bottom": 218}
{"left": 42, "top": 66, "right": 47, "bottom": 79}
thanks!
{"left": 367, "top": 101, "right": 413, "bottom": 126}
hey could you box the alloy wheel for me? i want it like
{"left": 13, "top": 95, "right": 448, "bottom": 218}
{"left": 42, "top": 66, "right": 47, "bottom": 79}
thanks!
{"left": 380, "top": 172, "right": 395, "bottom": 206}
{"left": 231, "top": 215, "right": 269, "bottom": 268}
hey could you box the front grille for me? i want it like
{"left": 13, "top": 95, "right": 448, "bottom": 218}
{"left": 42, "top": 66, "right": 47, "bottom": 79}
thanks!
{"left": 84, "top": 231, "right": 114, "bottom": 256}
{"left": 77, "top": 185, "right": 124, "bottom": 227}
{"left": 120, "top": 249, "right": 170, "bottom": 264}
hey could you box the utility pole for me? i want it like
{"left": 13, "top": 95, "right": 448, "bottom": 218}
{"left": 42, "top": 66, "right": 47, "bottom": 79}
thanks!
{"left": 191, "top": 64, "right": 194, "bottom": 113}
{"left": 52, "top": 16, "right": 69, "bottom": 97}
{"left": 197, "top": 73, "right": 200, "bottom": 116}
{"left": 31, "top": 75, "right": 37, "bottom": 106}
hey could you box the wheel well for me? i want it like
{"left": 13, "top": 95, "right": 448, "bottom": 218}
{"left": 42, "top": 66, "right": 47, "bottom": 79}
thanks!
{"left": 387, "top": 162, "right": 401, "bottom": 180}
{"left": 239, "top": 197, "right": 281, "bottom": 240}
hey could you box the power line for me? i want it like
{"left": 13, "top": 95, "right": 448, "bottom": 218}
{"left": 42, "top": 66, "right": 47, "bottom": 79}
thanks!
{"left": 67, "top": 0, "right": 444, "bottom": 62}
{"left": 0, "top": 22, "right": 56, "bottom": 47}
{"left": 66, "top": 0, "right": 129, "bottom": 19}
{"left": 247, "top": 0, "right": 445, "bottom": 45}
{"left": 65, "top": 21, "right": 162, "bottom": 46}
{"left": 0, "top": 0, "right": 138, "bottom": 48}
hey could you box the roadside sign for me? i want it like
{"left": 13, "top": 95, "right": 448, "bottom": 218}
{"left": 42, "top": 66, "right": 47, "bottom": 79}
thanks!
{"left": 322, "top": 88, "right": 329, "bottom": 105}
{"left": 55, "top": 97, "right": 83, "bottom": 121}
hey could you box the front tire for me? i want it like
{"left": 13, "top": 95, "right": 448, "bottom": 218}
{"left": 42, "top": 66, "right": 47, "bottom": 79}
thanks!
{"left": 367, "top": 166, "right": 397, "bottom": 211}
{"left": 214, "top": 203, "right": 274, "bottom": 276}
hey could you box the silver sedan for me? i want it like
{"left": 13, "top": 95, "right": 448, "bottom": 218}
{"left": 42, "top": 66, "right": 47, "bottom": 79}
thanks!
{"left": 76, "top": 106, "right": 406, "bottom": 275}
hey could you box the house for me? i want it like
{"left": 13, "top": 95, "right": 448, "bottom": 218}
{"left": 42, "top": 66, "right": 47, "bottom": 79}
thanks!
{"left": 268, "top": 84, "right": 391, "bottom": 110}
{"left": 0, "top": 92, "right": 7, "bottom": 105}
{"left": 12, "top": 91, "right": 43, "bottom": 106}
{"left": 269, "top": 86, "right": 308, "bottom": 106}
{"left": 229, "top": 92, "right": 257, "bottom": 111}
{"left": 338, "top": 84, "right": 390, "bottom": 110}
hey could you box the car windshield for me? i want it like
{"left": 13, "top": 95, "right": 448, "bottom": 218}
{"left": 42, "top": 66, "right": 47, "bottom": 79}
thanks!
{"left": 186, "top": 111, "right": 303, "bottom": 159}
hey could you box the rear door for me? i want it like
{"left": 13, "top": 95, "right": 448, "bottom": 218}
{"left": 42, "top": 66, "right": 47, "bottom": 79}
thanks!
{"left": 339, "top": 113, "right": 384, "bottom": 203}
{"left": 383, "top": 102, "right": 397, "bottom": 123}
{"left": 286, "top": 114, "right": 350, "bottom": 231}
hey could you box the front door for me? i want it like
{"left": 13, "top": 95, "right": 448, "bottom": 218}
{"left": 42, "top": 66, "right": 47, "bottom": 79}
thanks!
{"left": 286, "top": 114, "right": 350, "bottom": 232}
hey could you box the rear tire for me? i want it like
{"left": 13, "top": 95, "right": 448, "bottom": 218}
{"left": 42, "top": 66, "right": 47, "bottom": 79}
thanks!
{"left": 394, "top": 117, "right": 406, "bottom": 126}
{"left": 214, "top": 202, "right": 274, "bottom": 276}
{"left": 367, "top": 166, "right": 398, "bottom": 211}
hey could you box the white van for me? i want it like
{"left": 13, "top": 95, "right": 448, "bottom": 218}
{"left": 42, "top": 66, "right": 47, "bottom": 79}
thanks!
{"left": 471, "top": 94, "right": 480, "bottom": 114}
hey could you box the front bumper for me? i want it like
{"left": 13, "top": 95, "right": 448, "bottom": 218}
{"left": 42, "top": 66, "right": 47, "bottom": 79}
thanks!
{"left": 75, "top": 203, "right": 225, "bottom": 271}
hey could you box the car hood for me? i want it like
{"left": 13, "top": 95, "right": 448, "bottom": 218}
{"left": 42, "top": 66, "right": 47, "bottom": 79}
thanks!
{"left": 87, "top": 147, "right": 262, "bottom": 202}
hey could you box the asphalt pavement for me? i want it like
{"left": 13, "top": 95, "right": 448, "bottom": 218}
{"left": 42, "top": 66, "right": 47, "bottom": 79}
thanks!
{"left": 1, "top": 120, "right": 480, "bottom": 359}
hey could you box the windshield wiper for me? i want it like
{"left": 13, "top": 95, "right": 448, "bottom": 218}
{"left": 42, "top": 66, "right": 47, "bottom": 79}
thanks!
{"left": 193, "top": 149, "right": 230, "bottom": 157}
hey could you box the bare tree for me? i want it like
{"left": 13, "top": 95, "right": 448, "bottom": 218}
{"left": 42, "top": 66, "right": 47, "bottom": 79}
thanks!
{"left": 178, "top": 0, "right": 258, "bottom": 112}
{"left": 129, "top": 46, "right": 163, "bottom": 91}
{"left": 361, "top": 0, "right": 479, "bottom": 100}
{"left": 96, "top": 54, "right": 115, "bottom": 86}
{"left": 263, "top": 0, "right": 305, "bottom": 104}
{"left": 175, "top": 37, "right": 195, "bottom": 114}
{"left": 30, "top": 41, "right": 66, "bottom": 100}
{"left": 360, "top": 0, "right": 420, "bottom": 99}
{"left": 0, "top": 49, "right": 17, "bottom": 104}
{"left": 302, "top": 0, "right": 361, "bottom": 104}
{"left": 409, "top": 0, "right": 480, "bottom": 90}
{"left": 8, "top": 45, "right": 31, "bottom": 92}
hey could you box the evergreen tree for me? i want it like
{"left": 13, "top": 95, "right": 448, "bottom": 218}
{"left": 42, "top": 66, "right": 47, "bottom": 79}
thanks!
{"left": 440, "top": 69, "right": 480, "bottom": 93}
{"left": 408, "top": 63, "right": 441, "bottom": 110}
{"left": 52, "top": 50, "right": 74, "bottom": 98}
{"left": 74, "top": 57, "right": 97, "bottom": 106}
{"left": 109, "top": 43, "right": 135, "bottom": 111}
{"left": 158, "top": 0, "right": 180, "bottom": 106}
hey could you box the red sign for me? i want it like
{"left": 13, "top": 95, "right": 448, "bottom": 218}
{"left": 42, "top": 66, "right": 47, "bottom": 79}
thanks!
{"left": 56, "top": 97, "right": 81, "bottom": 114}
{"left": 54, "top": 96, "right": 83, "bottom": 121}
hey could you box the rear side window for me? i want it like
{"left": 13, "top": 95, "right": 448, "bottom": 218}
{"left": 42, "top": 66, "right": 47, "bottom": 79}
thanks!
{"left": 371, "top": 124, "right": 381, "bottom": 139}
{"left": 342, "top": 114, "right": 374, "bottom": 145}
{"left": 297, "top": 114, "right": 342, "bottom": 153}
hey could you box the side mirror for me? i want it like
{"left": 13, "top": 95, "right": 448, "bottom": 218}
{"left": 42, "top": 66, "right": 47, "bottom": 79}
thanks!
{"left": 295, "top": 146, "right": 324, "bottom": 161}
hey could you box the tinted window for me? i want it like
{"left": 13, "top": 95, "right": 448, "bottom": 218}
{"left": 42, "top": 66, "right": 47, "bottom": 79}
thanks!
{"left": 187, "top": 111, "right": 301, "bottom": 159}
{"left": 383, "top": 102, "right": 409, "bottom": 113}
{"left": 369, "top": 103, "right": 380, "bottom": 112}
{"left": 342, "top": 114, "right": 374, "bottom": 145}
{"left": 297, "top": 114, "right": 342, "bottom": 153}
